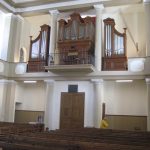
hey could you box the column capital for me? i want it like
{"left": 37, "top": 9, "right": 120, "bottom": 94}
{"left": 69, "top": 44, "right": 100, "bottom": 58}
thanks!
{"left": 49, "top": 9, "right": 59, "bottom": 15}
{"left": 91, "top": 79, "right": 103, "bottom": 84}
{"left": 11, "top": 14, "right": 24, "bottom": 23}
{"left": 146, "top": 78, "right": 150, "bottom": 84}
{"left": 16, "top": 14, "right": 24, "bottom": 21}
{"left": 94, "top": 4, "right": 104, "bottom": 12}
{"left": 145, "top": 78, "right": 150, "bottom": 84}
{"left": 44, "top": 79, "right": 55, "bottom": 85}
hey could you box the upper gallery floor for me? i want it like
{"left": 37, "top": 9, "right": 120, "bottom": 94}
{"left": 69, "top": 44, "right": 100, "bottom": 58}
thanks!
{"left": 0, "top": 0, "right": 150, "bottom": 81}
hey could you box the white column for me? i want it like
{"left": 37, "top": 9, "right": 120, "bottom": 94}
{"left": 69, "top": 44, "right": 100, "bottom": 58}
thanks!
{"left": 91, "top": 79, "right": 103, "bottom": 128}
{"left": 144, "top": 0, "right": 150, "bottom": 56}
{"left": 44, "top": 80, "right": 54, "bottom": 130}
{"left": 0, "top": 80, "right": 16, "bottom": 122}
{"left": 94, "top": 5, "right": 104, "bottom": 71}
{"left": 0, "top": 80, "right": 7, "bottom": 121}
{"left": 49, "top": 10, "right": 59, "bottom": 55}
{"left": 146, "top": 78, "right": 150, "bottom": 131}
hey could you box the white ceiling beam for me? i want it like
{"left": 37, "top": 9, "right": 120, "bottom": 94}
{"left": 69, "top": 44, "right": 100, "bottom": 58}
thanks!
{"left": 12, "top": 0, "right": 39, "bottom": 3}
{"left": 0, "top": 0, "right": 16, "bottom": 12}
{"left": 0, "top": 0, "right": 142, "bottom": 15}
{"left": 16, "top": 0, "right": 108, "bottom": 13}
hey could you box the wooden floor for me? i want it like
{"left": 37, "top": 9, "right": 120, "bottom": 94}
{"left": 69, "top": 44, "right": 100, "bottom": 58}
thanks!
{"left": 0, "top": 122, "right": 150, "bottom": 150}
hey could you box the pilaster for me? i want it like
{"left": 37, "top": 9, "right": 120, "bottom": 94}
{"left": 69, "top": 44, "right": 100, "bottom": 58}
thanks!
{"left": 49, "top": 10, "right": 59, "bottom": 55}
{"left": 0, "top": 79, "right": 16, "bottom": 122}
{"left": 44, "top": 80, "right": 55, "bottom": 130}
{"left": 143, "top": 0, "right": 150, "bottom": 56}
{"left": 94, "top": 5, "right": 104, "bottom": 71}
{"left": 91, "top": 79, "right": 103, "bottom": 128}
{"left": 146, "top": 78, "right": 150, "bottom": 131}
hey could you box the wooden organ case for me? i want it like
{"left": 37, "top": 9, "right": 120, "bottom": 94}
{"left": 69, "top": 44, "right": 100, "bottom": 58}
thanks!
{"left": 102, "top": 18, "right": 127, "bottom": 71}
{"left": 58, "top": 12, "right": 95, "bottom": 65}
{"left": 27, "top": 24, "right": 50, "bottom": 72}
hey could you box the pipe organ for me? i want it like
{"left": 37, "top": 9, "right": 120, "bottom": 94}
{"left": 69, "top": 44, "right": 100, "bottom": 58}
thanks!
{"left": 27, "top": 24, "right": 50, "bottom": 72}
{"left": 102, "top": 18, "right": 127, "bottom": 70}
{"left": 57, "top": 12, "right": 95, "bottom": 65}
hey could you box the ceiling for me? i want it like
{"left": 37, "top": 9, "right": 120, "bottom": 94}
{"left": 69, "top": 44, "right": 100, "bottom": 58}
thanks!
{"left": 0, "top": 0, "right": 143, "bottom": 16}
{"left": 5, "top": 0, "right": 69, "bottom": 7}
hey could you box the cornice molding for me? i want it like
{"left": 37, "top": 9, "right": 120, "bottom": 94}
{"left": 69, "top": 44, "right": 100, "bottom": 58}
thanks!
{"left": 0, "top": 0, "right": 15, "bottom": 12}
{"left": 5, "top": 0, "right": 58, "bottom": 7}
{"left": 0, "top": 0, "right": 143, "bottom": 16}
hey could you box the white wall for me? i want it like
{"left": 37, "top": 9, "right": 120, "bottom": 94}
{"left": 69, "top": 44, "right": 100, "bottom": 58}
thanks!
{"left": 14, "top": 79, "right": 147, "bottom": 130}
{"left": 48, "top": 81, "right": 94, "bottom": 130}
{"left": 15, "top": 81, "right": 46, "bottom": 111}
{"left": 103, "top": 80, "right": 147, "bottom": 116}
{"left": 25, "top": 14, "right": 51, "bottom": 39}
{"left": 0, "top": 82, "right": 6, "bottom": 121}
{"left": 122, "top": 12, "right": 146, "bottom": 57}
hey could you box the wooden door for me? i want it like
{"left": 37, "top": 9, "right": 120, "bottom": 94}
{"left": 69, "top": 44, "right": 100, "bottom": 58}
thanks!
{"left": 60, "top": 92, "right": 85, "bottom": 129}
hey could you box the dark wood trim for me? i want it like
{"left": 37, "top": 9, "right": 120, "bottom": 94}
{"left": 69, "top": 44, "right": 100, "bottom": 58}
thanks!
{"left": 102, "top": 103, "right": 106, "bottom": 119}
{"left": 106, "top": 114, "right": 147, "bottom": 117}
{"left": 15, "top": 110, "right": 44, "bottom": 113}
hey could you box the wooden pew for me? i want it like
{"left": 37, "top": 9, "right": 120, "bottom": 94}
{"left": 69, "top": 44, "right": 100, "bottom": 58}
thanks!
{"left": 0, "top": 124, "right": 150, "bottom": 150}
{"left": 0, "top": 133, "right": 148, "bottom": 150}
{"left": 0, "top": 133, "right": 80, "bottom": 150}
{"left": 0, "top": 122, "right": 44, "bottom": 134}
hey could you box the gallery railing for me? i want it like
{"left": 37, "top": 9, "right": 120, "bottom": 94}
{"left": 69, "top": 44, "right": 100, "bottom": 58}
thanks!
{"left": 48, "top": 51, "right": 95, "bottom": 66}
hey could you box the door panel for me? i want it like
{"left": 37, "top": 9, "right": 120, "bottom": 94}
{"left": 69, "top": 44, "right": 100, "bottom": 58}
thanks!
{"left": 60, "top": 94, "right": 72, "bottom": 129}
{"left": 60, "top": 92, "right": 85, "bottom": 129}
